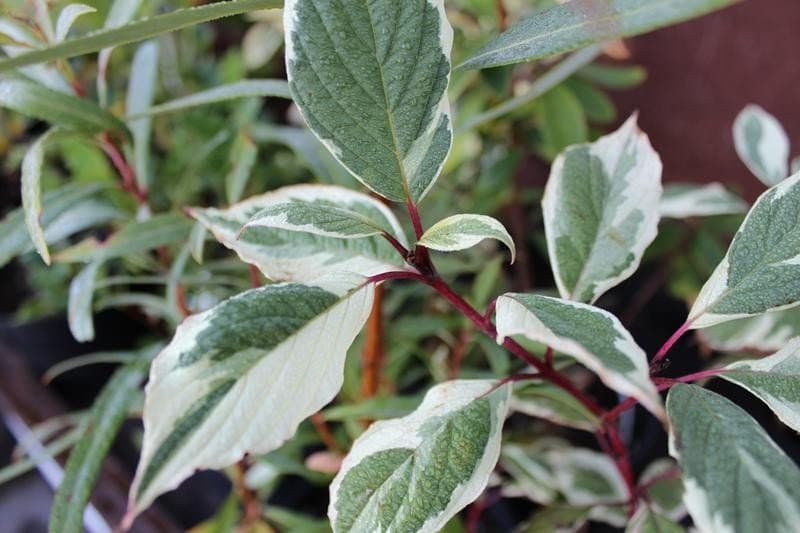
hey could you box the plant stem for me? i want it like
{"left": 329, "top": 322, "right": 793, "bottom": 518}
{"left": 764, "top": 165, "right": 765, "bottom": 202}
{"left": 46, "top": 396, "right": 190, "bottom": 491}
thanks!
{"left": 382, "top": 231, "right": 411, "bottom": 259}
{"left": 649, "top": 320, "right": 692, "bottom": 373}
{"left": 310, "top": 413, "right": 342, "bottom": 455}
{"left": 98, "top": 134, "right": 148, "bottom": 206}
{"left": 361, "top": 284, "right": 384, "bottom": 399}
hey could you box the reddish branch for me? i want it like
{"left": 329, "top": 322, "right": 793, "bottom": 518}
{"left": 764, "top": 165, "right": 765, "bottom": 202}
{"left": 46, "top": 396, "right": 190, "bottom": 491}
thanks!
{"left": 98, "top": 134, "right": 148, "bottom": 205}
{"left": 311, "top": 412, "right": 342, "bottom": 454}
{"left": 235, "top": 458, "right": 261, "bottom": 526}
{"left": 361, "top": 284, "right": 385, "bottom": 398}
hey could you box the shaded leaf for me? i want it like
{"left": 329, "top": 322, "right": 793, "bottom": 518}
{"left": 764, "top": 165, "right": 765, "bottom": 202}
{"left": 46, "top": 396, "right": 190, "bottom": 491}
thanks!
{"left": 418, "top": 214, "right": 515, "bottom": 262}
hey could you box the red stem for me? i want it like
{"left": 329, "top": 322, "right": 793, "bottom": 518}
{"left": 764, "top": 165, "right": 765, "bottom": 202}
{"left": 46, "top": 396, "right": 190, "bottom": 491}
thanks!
{"left": 406, "top": 200, "right": 425, "bottom": 239}
{"left": 382, "top": 231, "right": 411, "bottom": 259}
{"left": 649, "top": 320, "right": 692, "bottom": 373}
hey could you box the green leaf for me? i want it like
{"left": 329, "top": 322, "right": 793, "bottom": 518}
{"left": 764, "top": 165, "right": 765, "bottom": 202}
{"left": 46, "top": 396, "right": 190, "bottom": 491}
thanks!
{"left": 67, "top": 260, "right": 102, "bottom": 342}
{"left": 720, "top": 338, "right": 800, "bottom": 432}
{"left": 50, "top": 357, "right": 148, "bottom": 533}
{"left": 225, "top": 132, "right": 258, "bottom": 205}
{"left": 0, "top": 0, "right": 283, "bottom": 73}
{"left": 699, "top": 307, "right": 800, "bottom": 353}
{"left": 534, "top": 84, "right": 589, "bottom": 161}
{"left": 126, "top": 40, "right": 159, "bottom": 192}
{"left": 284, "top": 0, "right": 453, "bottom": 203}
{"left": 55, "top": 4, "right": 97, "bottom": 43}
{"left": 666, "top": 384, "right": 800, "bottom": 533}
{"left": 521, "top": 505, "right": 591, "bottom": 533}
{"left": 242, "top": 184, "right": 402, "bottom": 241}
{"left": 734, "top": 104, "right": 790, "bottom": 187}
{"left": 626, "top": 506, "right": 684, "bottom": 533}
{"left": 511, "top": 380, "right": 601, "bottom": 431}
{"left": 638, "top": 459, "right": 685, "bottom": 520}
{"left": 191, "top": 186, "right": 411, "bottom": 282}
{"left": 0, "top": 183, "right": 106, "bottom": 268}
{"left": 660, "top": 183, "right": 748, "bottom": 219}
{"left": 329, "top": 380, "right": 510, "bottom": 533}
{"left": 543, "top": 114, "right": 663, "bottom": 304}
{"left": 459, "top": 0, "right": 741, "bottom": 69}
{"left": 578, "top": 63, "right": 648, "bottom": 89}
{"left": 21, "top": 128, "right": 68, "bottom": 265}
{"left": 418, "top": 214, "right": 515, "bottom": 262}
{"left": 126, "top": 275, "right": 374, "bottom": 518}
{"left": 496, "top": 293, "right": 664, "bottom": 419}
{"left": 130, "top": 79, "right": 291, "bottom": 119}
{"left": 0, "top": 78, "right": 130, "bottom": 137}
{"left": 43, "top": 350, "right": 140, "bottom": 384}
{"left": 500, "top": 443, "right": 559, "bottom": 505}
{"left": 688, "top": 172, "right": 800, "bottom": 328}
{"left": 321, "top": 395, "right": 422, "bottom": 422}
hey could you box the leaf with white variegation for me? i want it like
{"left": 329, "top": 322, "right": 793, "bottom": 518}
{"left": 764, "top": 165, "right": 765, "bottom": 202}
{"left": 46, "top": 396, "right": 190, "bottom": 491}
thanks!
{"left": 496, "top": 293, "right": 663, "bottom": 419}
{"left": 688, "top": 172, "right": 800, "bottom": 328}
{"left": 699, "top": 307, "right": 800, "bottom": 353}
{"left": 626, "top": 506, "right": 683, "bottom": 533}
{"left": 638, "top": 459, "right": 685, "bottom": 521}
{"left": 511, "top": 381, "right": 601, "bottom": 431}
{"left": 55, "top": 4, "right": 97, "bottom": 42}
{"left": 243, "top": 185, "right": 400, "bottom": 240}
{"left": 734, "top": 105, "right": 790, "bottom": 187}
{"left": 68, "top": 261, "right": 102, "bottom": 342}
{"left": 418, "top": 214, "right": 516, "bottom": 263}
{"left": 126, "top": 40, "right": 159, "bottom": 192}
{"left": 500, "top": 443, "right": 559, "bottom": 505}
{"left": 667, "top": 384, "right": 800, "bottom": 533}
{"left": 719, "top": 337, "right": 800, "bottom": 432}
{"left": 191, "top": 185, "right": 411, "bottom": 282}
{"left": 660, "top": 183, "right": 748, "bottom": 219}
{"left": 543, "top": 114, "right": 663, "bottom": 304}
{"left": 329, "top": 380, "right": 509, "bottom": 533}
{"left": 126, "top": 274, "right": 374, "bottom": 519}
{"left": 284, "top": 0, "right": 453, "bottom": 203}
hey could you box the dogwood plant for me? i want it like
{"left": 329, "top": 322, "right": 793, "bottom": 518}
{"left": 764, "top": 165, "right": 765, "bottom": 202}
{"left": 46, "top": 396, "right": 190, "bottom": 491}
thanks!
{"left": 2, "top": 0, "right": 797, "bottom": 532}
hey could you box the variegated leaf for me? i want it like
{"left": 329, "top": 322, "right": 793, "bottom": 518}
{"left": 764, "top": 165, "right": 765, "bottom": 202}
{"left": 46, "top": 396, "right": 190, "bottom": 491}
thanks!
{"left": 500, "top": 443, "right": 559, "bottom": 505}
{"left": 699, "top": 308, "right": 800, "bottom": 353}
{"left": 284, "top": 0, "right": 453, "bottom": 203}
{"left": 191, "top": 185, "right": 410, "bottom": 282}
{"left": 496, "top": 293, "right": 663, "bottom": 419}
{"left": 511, "top": 381, "right": 601, "bottom": 431}
{"left": 688, "top": 172, "right": 800, "bottom": 328}
{"left": 626, "top": 506, "right": 683, "bottom": 533}
{"left": 720, "top": 337, "right": 800, "bottom": 432}
{"left": 243, "top": 184, "right": 402, "bottom": 240}
{"left": 638, "top": 459, "right": 685, "bottom": 521}
{"left": 418, "top": 214, "right": 515, "bottom": 263}
{"left": 543, "top": 114, "right": 663, "bottom": 304}
{"left": 734, "top": 105, "right": 790, "bottom": 187}
{"left": 328, "top": 380, "right": 510, "bottom": 533}
{"left": 126, "top": 274, "right": 374, "bottom": 518}
{"left": 660, "top": 183, "right": 748, "bottom": 219}
{"left": 55, "top": 4, "right": 97, "bottom": 43}
{"left": 667, "top": 384, "right": 800, "bottom": 533}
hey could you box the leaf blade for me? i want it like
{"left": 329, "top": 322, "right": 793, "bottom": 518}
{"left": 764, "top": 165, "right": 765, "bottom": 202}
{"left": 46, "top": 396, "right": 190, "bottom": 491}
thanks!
{"left": 733, "top": 104, "right": 790, "bottom": 187}
{"left": 418, "top": 214, "right": 516, "bottom": 263}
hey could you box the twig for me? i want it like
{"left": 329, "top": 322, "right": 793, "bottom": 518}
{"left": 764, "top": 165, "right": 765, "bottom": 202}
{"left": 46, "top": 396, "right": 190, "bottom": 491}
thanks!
{"left": 310, "top": 413, "right": 342, "bottom": 454}
{"left": 361, "top": 284, "right": 384, "bottom": 399}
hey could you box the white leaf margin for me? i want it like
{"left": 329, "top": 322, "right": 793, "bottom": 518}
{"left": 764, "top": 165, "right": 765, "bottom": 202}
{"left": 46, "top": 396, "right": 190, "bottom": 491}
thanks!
{"left": 418, "top": 213, "right": 516, "bottom": 263}
{"left": 734, "top": 104, "right": 790, "bottom": 187}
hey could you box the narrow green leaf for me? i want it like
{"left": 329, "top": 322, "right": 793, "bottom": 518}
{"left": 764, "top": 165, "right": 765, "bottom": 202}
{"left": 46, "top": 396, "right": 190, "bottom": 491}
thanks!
{"left": 97, "top": 0, "right": 144, "bottom": 105}
{"left": 578, "top": 63, "right": 648, "bottom": 89}
{"left": 496, "top": 293, "right": 664, "bottom": 419}
{"left": 67, "top": 260, "right": 102, "bottom": 342}
{"left": 0, "top": 78, "right": 130, "bottom": 137}
{"left": 511, "top": 380, "right": 601, "bottom": 431}
{"left": 0, "top": 427, "right": 82, "bottom": 486}
{"left": 688, "top": 171, "right": 800, "bottom": 328}
{"left": 130, "top": 79, "right": 291, "bottom": 119}
{"left": 285, "top": 0, "right": 453, "bottom": 202}
{"left": 191, "top": 186, "right": 410, "bottom": 282}
{"left": 459, "top": 0, "right": 741, "bottom": 69}
{"left": 543, "top": 114, "right": 663, "bottom": 304}
{"left": 50, "top": 357, "right": 149, "bottom": 533}
{"left": 534, "top": 84, "right": 589, "bottom": 160}
{"left": 667, "top": 384, "right": 800, "bottom": 533}
{"left": 329, "top": 380, "right": 510, "bottom": 533}
{"left": 225, "top": 132, "right": 257, "bottom": 205}
{"left": 699, "top": 308, "right": 800, "bottom": 354}
{"left": 126, "top": 275, "right": 374, "bottom": 519}
{"left": 0, "top": 0, "right": 283, "bottom": 73}
{"left": 55, "top": 4, "right": 97, "bottom": 42}
{"left": 418, "top": 214, "right": 516, "bottom": 263}
{"left": 21, "top": 128, "right": 66, "bottom": 265}
{"left": 321, "top": 395, "right": 422, "bottom": 422}
{"left": 43, "top": 350, "right": 140, "bottom": 384}
{"left": 660, "top": 183, "right": 748, "bottom": 219}
{"left": 734, "top": 104, "right": 790, "bottom": 187}
{"left": 720, "top": 338, "right": 800, "bottom": 432}
{"left": 126, "top": 40, "right": 159, "bottom": 192}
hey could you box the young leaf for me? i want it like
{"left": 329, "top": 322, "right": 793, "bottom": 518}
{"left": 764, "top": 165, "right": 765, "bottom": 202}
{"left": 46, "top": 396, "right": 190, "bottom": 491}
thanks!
{"left": 284, "top": 0, "right": 454, "bottom": 203}
{"left": 660, "top": 183, "right": 748, "bottom": 219}
{"left": 55, "top": 4, "right": 97, "bottom": 43}
{"left": 0, "top": 78, "right": 130, "bottom": 137}
{"left": 699, "top": 308, "right": 800, "bottom": 353}
{"left": 126, "top": 275, "right": 374, "bottom": 518}
{"left": 734, "top": 105, "right": 790, "bottom": 187}
{"left": 328, "top": 380, "right": 510, "bottom": 533}
{"left": 418, "top": 214, "right": 516, "bottom": 263}
{"left": 666, "top": 384, "right": 800, "bottom": 533}
{"left": 225, "top": 132, "right": 258, "bottom": 205}
{"left": 496, "top": 293, "right": 664, "bottom": 419}
{"left": 626, "top": 506, "right": 683, "bottom": 533}
{"left": 688, "top": 172, "right": 800, "bottom": 328}
{"left": 511, "top": 381, "right": 601, "bottom": 431}
{"left": 720, "top": 337, "right": 800, "bottom": 432}
{"left": 0, "top": 0, "right": 283, "bottom": 73}
{"left": 459, "top": 0, "right": 741, "bottom": 69}
{"left": 68, "top": 261, "right": 102, "bottom": 342}
{"left": 242, "top": 184, "right": 400, "bottom": 240}
{"left": 21, "top": 128, "right": 67, "bottom": 265}
{"left": 190, "top": 186, "right": 411, "bottom": 282}
{"left": 130, "top": 79, "right": 291, "bottom": 119}
{"left": 542, "top": 114, "right": 663, "bottom": 304}
{"left": 50, "top": 356, "right": 148, "bottom": 533}
{"left": 126, "top": 40, "right": 159, "bottom": 192}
